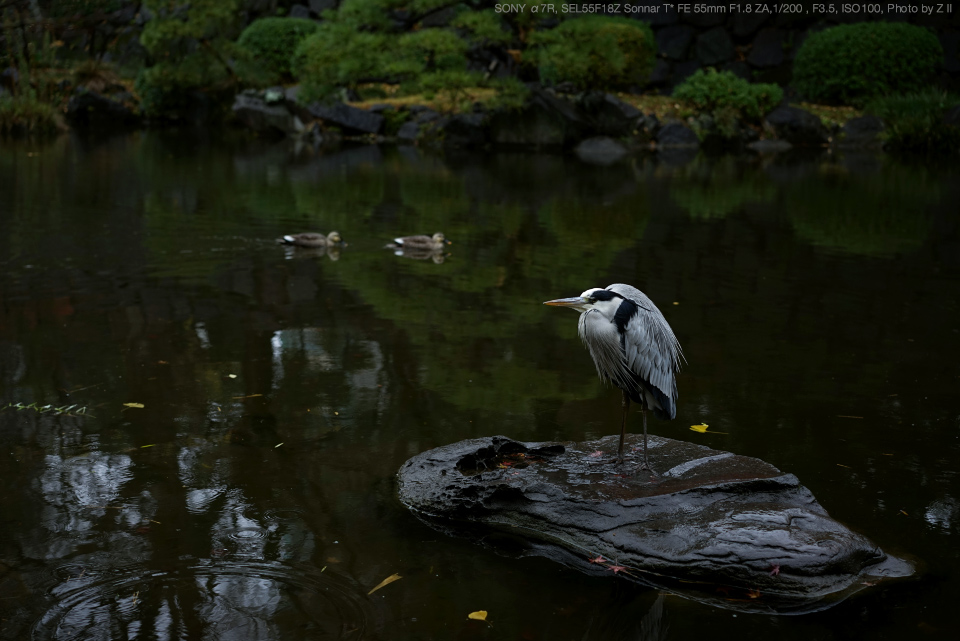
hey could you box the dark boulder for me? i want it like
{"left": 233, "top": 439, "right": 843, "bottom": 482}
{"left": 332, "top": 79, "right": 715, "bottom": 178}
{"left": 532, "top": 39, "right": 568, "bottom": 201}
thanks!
{"left": 575, "top": 137, "right": 629, "bottom": 166}
{"left": 764, "top": 106, "right": 829, "bottom": 146}
{"left": 657, "top": 122, "right": 700, "bottom": 148}
{"left": 439, "top": 112, "right": 489, "bottom": 148}
{"left": 695, "top": 27, "right": 734, "bottom": 66}
{"left": 656, "top": 25, "right": 695, "bottom": 61}
{"left": 306, "top": 101, "right": 383, "bottom": 135}
{"left": 396, "top": 120, "right": 421, "bottom": 143}
{"left": 398, "top": 435, "right": 913, "bottom": 614}
{"left": 748, "top": 29, "right": 786, "bottom": 68}
{"left": 578, "top": 92, "right": 642, "bottom": 137}
{"left": 231, "top": 90, "right": 301, "bottom": 135}
{"left": 835, "top": 115, "right": 885, "bottom": 150}
{"left": 731, "top": 10, "right": 770, "bottom": 37}
{"left": 489, "top": 86, "right": 586, "bottom": 149}
{"left": 66, "top": 89, "right": 141, "bottom": 129}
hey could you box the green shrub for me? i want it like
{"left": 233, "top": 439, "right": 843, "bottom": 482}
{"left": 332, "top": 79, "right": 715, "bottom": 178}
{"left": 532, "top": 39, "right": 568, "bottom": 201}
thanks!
{"left": 526, "top": 16, "right": 656, "bottom": 91}
{"left": 868, "top": 90, "right": 960, "bottom": 153}
{"left": 673, "top": 69, "right": 782, "bottom": 136}
{"left": 0, "top": 93, "right": 63, "bottom": 135}
{"left": 237, "top": 17, "right": 320, "bottom": 80}
{"left": 793, "top": 22, "right": 943, "bottom": 106}
{"left": 293, "top": 22, "right": 469, "bottom": 103}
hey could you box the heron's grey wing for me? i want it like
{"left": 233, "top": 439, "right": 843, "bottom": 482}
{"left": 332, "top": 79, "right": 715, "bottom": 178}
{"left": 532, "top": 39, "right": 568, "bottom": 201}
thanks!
{"left": 608, "top": 285, "right": 683, "bottom": 419}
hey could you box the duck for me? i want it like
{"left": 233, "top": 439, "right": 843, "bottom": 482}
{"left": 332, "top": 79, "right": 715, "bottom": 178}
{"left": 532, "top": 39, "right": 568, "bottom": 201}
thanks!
{"left": 278, "top": 231, "right": 343, "bottom": 248}
{"left": 386, "top": 232, "right": 449, "bottom": 251}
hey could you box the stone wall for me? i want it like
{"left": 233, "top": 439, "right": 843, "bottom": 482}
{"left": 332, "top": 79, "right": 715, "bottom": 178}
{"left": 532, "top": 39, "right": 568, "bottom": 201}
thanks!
{"left": 620, "top": 0, "right": 960, "bottom": 92}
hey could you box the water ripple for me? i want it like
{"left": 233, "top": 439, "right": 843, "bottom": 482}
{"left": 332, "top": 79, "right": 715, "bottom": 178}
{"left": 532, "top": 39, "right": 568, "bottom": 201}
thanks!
{"left": 34, "top": 560, "right": 378, "bottom": 640}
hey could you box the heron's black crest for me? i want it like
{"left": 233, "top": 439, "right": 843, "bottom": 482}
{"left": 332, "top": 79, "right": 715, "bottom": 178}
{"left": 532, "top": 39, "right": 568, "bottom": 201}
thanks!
{"left": 590, "top": 290, "right": 621, "bottom": 302}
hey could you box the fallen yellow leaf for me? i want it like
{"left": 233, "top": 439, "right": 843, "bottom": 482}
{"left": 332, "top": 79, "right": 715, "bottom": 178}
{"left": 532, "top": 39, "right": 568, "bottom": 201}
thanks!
{"left": 367, "top": 573, "right": 401, "bottom": 595}
{"left": 690, "top": 424, "right": 708, "bottom": 433}
{"left": 123, "top": 403, "right": 145, "bottom": 409}
{"left": 468, "top": 610, "right": 488, "bottom": 621}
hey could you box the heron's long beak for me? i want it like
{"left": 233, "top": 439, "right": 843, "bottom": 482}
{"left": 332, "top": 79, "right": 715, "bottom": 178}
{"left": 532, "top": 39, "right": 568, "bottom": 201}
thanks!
{"left": 543, "top": 296, "right": 589, "bottom": 311}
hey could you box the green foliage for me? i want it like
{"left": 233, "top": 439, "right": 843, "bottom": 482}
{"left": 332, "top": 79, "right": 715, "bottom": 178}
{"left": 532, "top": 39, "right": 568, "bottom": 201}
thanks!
{"left": 292, "top": 22, "right": 396, "bottom": 103}
{"left": 793, "top": 22, "right": 943, "bottom": 106}
{"left": 237, "top": 17, "right": 320, "bottom": 81}
{"left": 673, "top": 69, "right": 782, "bottom": 137}
{"left": 0, "top": 93, "right": 62, "bottom": 136}
{"left": 484, "top": 77, "right": 530, "bottom": 111}
{"left": 526, "top": 16, "right": 655, "bottom": 91}
{"left": 451, "top": 9, "right": 512, "bottom": 46}
{"left": 293, "top": 21, "right": 469, "bottom": 103}
{"left": 867, "top": 90, "right": 960, "bottom": 154}
{"left": 137, "top": 0, "right": 246, "bottom": 118}
{"left": 674, "top": 69, "right": 782, "bottom": 120}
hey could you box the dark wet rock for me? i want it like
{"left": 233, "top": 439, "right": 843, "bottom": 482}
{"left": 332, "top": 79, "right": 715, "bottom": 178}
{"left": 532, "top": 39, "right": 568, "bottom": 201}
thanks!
{"left": 683, "top": 9, "right": 725, "bottom": 28}
{"left": 835, "top": 115, "right": 885, "bottom": 150}
{"left": 289, "top": 4, "right": 311, "bottom": 19}
{"left": 489, "top": 86, "right": 585, "bottom": 149}
{"left": 309, "top": 0, "right": 337, "bottom": 15}
{"left": 671, "top": 59, "right": 702, "bottom": 86}
{"left": 748, "top": 138, "right": 794, "bottom": 153}
{"left": 748, "top": 29, "right": 786, "bottom": 68}
{"left": 306, "top": 101, "right": 383, "bottom": 135}
{"left": 398, "top": 435, "right": 913, "bottom": 614}
{"left": 765, "top": 106, "right": 829, "bottom": 146}
{"left": 396, "top": 120, "right": 421, "bottom": 143}
{"left": 575, "top": 137, "right": 629, "bottom": 166}
{"left": 578, "top": 92, "right": 642, "bottom": 137}
{"left": 66, "top": 90, "right": 141, "bottom": 129}
{"left": 731, "top": 11, "right": 770, "bottom": 37}
{"left": 696, "top": 27, "right": 734, "bottom": 66}
{"left": 439, "top": 112, "right": 488, "bottom": 147}
{"left": 232, "top": 90, "right": 300, "bottom": 135}
{"left": 721, "top": 60, "right": 751, "bottom": 80}
{"left": 657, "top": 122, "right": 700, "bottom": 148}
{"left": 656, "top": 25, "right": 695, "bottom": 61}
{"left": 413, "top": 107, "right": 441, "bottom": 124}
{"left": 648, "top": 59, "right": 672, "bottom": 87}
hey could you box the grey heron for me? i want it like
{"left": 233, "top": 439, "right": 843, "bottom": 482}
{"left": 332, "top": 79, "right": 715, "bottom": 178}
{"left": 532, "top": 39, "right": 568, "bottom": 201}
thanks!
{"left": 387, "top": 232, "right": 450, "bottom": 251}
{"left": 278, "top": 231, "right": 343, "bottom": 248}
{"left": 544, "top": 284, "right": 683, "bottom": 471}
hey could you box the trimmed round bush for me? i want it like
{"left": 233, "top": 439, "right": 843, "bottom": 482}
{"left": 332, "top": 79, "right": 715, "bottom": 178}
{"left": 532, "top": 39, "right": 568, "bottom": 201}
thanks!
{"left": 793, "top": 22, "right": 943, "bottom": 106}
{"left": 674, "top": 69, "right": 783, "bottom": 121}
{"left": 526, "top": 16, "right": 656, "bottom": 91}
{"left": 238, "top": 17, "right": 321, "bottom": 78}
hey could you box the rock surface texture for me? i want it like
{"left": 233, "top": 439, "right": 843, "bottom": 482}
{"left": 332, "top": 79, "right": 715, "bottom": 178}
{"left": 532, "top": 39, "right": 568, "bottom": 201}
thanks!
{"left": 398, "top": 435, "right": 913, "bottom": 614}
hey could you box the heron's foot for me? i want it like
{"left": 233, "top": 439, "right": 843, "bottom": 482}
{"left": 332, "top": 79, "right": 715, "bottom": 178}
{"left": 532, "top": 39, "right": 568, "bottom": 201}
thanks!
{"left": 637, "top": 462, "right": 658, "bottom": 479}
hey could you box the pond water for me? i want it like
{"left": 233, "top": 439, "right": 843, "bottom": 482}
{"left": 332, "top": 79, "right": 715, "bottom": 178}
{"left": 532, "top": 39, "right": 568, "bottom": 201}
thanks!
{"left": 0, "top": 131, "right": 958, "bottom": 640}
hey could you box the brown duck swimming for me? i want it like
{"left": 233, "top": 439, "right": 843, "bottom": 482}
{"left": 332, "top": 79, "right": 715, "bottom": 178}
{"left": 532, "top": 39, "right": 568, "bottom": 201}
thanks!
{"left": 386, "top": 232, "right": 449, "bottom": 251}
{"left": 278, "top": 231, "right": 343, "bottom": 248}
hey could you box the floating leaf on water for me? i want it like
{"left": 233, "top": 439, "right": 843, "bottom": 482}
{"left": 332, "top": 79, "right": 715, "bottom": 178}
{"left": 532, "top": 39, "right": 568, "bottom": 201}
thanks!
{"left": 690, "top": 423, "right": 709, "bottom": 433}
{"left": 275, "top": 443, "right": 284, "bottom": 448}
{"left": 123, "top": 403, "right": 145, "bottom": 409}
{"left": 140, "top": 444, "right": 155, "bottom": 448}
{"left": 228, "top": 374, "right": 237, "bottom": 379}
{"left": 367, "top": 573, "right": 402, "bottom": 595}
{"left": 467, "top": 610, "right": 488, "bottom": 621}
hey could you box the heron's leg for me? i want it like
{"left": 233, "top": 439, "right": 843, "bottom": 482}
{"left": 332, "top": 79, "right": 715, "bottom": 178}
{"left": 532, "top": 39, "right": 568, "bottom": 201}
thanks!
{"left": 617, "top": 390, "right": 630, "bottom": 464}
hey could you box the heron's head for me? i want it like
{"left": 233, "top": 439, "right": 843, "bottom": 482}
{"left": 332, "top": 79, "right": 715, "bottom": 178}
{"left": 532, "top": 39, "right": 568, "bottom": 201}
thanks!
{"left": 543, "top": 288, "right": 621, "bottom": 317}
{"left": 327, "top": 231, "right": 343, "bottom": 244}
{"left": 433, "top": 232, "right": 450, "bottom": 244}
